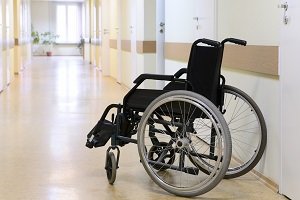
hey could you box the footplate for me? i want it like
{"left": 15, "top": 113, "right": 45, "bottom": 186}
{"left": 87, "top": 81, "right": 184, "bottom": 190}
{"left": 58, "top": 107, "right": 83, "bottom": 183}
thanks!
{"left": 86, "top": 119, "right": 116, "bottom": 148}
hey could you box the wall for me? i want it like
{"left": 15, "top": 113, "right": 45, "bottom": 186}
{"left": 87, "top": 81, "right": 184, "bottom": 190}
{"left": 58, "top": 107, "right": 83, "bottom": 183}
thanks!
{"left": 1, "top": 0, "right": 31, "bottom": 93}
{"left": 1, "top": 0, "right": 15, "bottom": 88}
{"left": 218, "top": 0, "right": 281, "bottom": 186}
{"left": 217, "top": 0, "right": 280, "bottom": 45}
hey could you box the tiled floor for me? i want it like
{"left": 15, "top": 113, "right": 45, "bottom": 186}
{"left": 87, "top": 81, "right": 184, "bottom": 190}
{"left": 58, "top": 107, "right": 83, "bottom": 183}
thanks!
{"left": 0, "top": 56, "right": 286, "bottom": 200}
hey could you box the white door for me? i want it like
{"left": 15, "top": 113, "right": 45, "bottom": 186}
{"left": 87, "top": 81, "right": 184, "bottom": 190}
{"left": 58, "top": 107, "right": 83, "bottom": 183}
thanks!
{"left": 93, "top": 4, "right": 97, "bottom": 66}
{"left": 165, "top": 0, "right": 216, "bottom": 75}
{"left": 156, "top": 0, "right": 165, "bottom": 89}
{"left": 101, "top": 0, "right": 110, "bottom": 76}
{"left": 130, "top": 0, "right": 137, "bottom": 85}
{"left": 109, "top": 0, "right": 121, "bottom": 83}
{"left": 98, "top": 1, "right": 102, "bottom": 71}
{"left": 280, "top": 1, "right": 300, "bottom": 199}
{"left": 0, "top": 0, "right": 3, "bottom": 92}
{"left": 195, "top": 0, "right": 216, "bottom": 39}
{"left": 116, "top": 0, "right": 121, "bottom": 83}
{"left": 5, "top": 0, "right": 10, "bottom": 85}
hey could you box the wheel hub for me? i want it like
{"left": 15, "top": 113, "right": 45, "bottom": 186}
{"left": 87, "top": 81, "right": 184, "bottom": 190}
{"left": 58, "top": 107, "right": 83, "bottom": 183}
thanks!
{"left": 176, "top": 138, "right": 190, "bottom": 149}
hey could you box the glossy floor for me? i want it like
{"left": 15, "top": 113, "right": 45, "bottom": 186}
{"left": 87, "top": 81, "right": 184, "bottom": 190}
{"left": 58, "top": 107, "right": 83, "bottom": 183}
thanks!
{"left": 0, "top": 57, "right": 286, "bottom": 200}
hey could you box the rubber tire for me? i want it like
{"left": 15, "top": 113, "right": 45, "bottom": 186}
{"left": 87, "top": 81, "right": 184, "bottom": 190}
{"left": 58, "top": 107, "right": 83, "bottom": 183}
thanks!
{"left": 106, "top": 152, "right": 117, "bottom": 185}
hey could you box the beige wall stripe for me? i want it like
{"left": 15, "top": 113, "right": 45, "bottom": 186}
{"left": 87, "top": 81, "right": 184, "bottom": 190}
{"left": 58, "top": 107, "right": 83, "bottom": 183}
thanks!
{"left": 165, "top": 42, "right": 191, "bottom": 62}
{"left": 121, "top": 40, "right": 131, "bottom": 52}
{"left": 165, "top": 42, "right": 279, "bottom": 76}
{"left": 110, "top": 39, "right": 117, "bottom": 49}
{"left": 15, "top": 38, "right": 19, "bottom": 46}
{"left": 136, "top": 41, "right": 156, "bottom": 54}
{"left": 223, "top": 44, "right": 278, "bottom": 76}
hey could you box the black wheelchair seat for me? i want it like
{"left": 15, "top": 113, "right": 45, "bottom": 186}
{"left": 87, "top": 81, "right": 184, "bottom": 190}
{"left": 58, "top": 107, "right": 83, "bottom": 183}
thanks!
{"left": 126, "top": 89, "right": 168, "bottom": 111}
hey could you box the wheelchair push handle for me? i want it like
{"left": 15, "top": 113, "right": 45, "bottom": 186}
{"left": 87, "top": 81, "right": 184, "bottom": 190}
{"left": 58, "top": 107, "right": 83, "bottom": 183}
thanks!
{"left": 193, "top": 38, "right": 221, "bottom": 48}
{"left": 221, "top": 38, "right": 247, "bottom": 46}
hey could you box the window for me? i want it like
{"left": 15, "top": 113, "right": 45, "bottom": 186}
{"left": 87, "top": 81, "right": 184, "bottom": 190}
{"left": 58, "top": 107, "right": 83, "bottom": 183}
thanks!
{"left": 56, "top": 4, "right": 81, "bottom": 43}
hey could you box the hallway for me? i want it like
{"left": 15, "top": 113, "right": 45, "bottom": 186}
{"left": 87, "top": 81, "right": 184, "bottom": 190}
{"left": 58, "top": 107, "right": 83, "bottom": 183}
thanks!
{"left": 0, "top": 57, "right": 285, "bottom": 200}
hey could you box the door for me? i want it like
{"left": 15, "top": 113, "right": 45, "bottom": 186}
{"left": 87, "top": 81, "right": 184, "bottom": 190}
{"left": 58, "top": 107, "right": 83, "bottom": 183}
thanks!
{"left": 156, "top": 0, "right": 165, "bottom": 89}
{"left": 109, "top": 0, "right": 121, "bottom": 83}
{"left": 101, "top": 0, "right": 110, "bottom": 76}
{"left": 0, "top": 0, "right": 3, "bottom": 92}
{"left": 130, "top": 0, "right": 137, "bottom": 85}
{"left": 280, "top": 1, "right": 300, "bottom": 199}
{"left": 195, "top": 0, "right": 216, "bottom": 39}
{"left": 92, "top": 3, "right": 97, "bottom": 66}
{"left": 5, "top": 0, "right": 10, "bottom": 85}
{"left": 165, "top": 0, "right": 216, "bottom": 75}
{"left": 98, "top": 1, "right": 102, "bottom": 71}
{"left": 116, "top": 0, "right": 121, "bottom": 83}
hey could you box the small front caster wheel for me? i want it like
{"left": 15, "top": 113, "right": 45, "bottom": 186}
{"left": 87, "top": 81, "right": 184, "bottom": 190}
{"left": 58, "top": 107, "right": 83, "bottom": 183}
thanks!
{"left": 105, "top": 152, "right": 117, "bottom": 184}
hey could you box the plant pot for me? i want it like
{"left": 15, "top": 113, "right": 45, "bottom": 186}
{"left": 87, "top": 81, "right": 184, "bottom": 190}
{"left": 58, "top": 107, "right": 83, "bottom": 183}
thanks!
{"left": 46, "top": 51, "right": 52, "bottom": 56}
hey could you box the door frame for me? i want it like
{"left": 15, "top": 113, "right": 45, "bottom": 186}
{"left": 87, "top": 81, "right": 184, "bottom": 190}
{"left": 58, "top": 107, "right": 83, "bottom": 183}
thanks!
{"left": 279, "top": 0, "right": 300, "bottom": 199}
{"left": 156, "top": 0, "right": 165, "bottom": 89}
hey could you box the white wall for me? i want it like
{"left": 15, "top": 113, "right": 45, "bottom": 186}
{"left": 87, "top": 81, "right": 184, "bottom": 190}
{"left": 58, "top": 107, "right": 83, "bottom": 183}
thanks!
{"left": 222, "top": 69, "right": 280, "bottom": 183}
{"left": 217, "top": 0, "right": 281, "bottom": 45}
{"left": 217, "top": 0, "right": 281, "bottom": 184}
{"left": 31, "top": 1, "right": 52, "bottom": 33}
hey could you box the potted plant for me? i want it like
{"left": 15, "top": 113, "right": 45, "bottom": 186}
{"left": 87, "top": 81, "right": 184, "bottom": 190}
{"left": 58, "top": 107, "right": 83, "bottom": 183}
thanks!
{"left": 41, "top": 32, "right": 59, "bottom": 56}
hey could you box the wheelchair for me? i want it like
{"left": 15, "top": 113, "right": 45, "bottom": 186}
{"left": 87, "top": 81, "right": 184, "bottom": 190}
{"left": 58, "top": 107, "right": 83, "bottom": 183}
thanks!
{"left": 86, "top": 38, "right": 267, "bottom": 197}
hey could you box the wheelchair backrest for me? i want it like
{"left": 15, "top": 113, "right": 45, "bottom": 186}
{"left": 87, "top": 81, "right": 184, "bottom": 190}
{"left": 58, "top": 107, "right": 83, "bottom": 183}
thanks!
{"left": 186, "top": 41, "right": 223, "bottom": 106}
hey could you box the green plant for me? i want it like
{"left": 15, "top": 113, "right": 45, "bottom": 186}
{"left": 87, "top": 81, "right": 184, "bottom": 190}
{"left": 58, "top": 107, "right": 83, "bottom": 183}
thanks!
{"left": 41, "top": 32, "right": 59, "bottom": 45}
{"left": 31, "top": 31, "right": 40, "bottom": 44}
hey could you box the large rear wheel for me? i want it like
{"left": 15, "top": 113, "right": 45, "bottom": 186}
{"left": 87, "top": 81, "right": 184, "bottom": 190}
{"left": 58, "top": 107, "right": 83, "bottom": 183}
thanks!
{"left": 137, "top": 91, "right": 231, "bottom": 197}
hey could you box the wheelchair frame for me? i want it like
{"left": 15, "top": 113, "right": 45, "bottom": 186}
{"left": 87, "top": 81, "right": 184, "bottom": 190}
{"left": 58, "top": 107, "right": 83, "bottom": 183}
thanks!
{"left": 86, "top": 38, "right": 267, "bottom": 197}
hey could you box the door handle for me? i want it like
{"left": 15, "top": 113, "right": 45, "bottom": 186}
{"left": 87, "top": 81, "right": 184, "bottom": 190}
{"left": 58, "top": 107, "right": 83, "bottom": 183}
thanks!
{"left": 278, "top": 2, "right": 288, "bottom": 11}
{"left": 103, "top": 29, "right": 110, "bottom": 34}
{"left": 278, "top": 2, "right": 289, "bottom": 25}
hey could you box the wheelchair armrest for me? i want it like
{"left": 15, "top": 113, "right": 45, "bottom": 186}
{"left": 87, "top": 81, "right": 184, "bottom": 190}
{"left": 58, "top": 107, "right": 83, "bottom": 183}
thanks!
{"left": 173, "top": 68, "right": 187, "bottom": 78}
{"left": 133, "top": 74, "right": 174, "bottom": 84}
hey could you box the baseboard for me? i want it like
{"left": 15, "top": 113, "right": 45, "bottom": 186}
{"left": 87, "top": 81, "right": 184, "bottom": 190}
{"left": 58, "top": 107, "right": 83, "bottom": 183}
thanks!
{"left": 250, "top": 169, "right": 279, "bottom": 192}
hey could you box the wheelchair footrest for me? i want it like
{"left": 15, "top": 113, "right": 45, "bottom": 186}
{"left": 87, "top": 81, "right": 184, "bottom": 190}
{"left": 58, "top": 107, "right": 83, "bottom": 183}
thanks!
{"left": 86, "top": 119, "right": 116, "bottom": 148}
